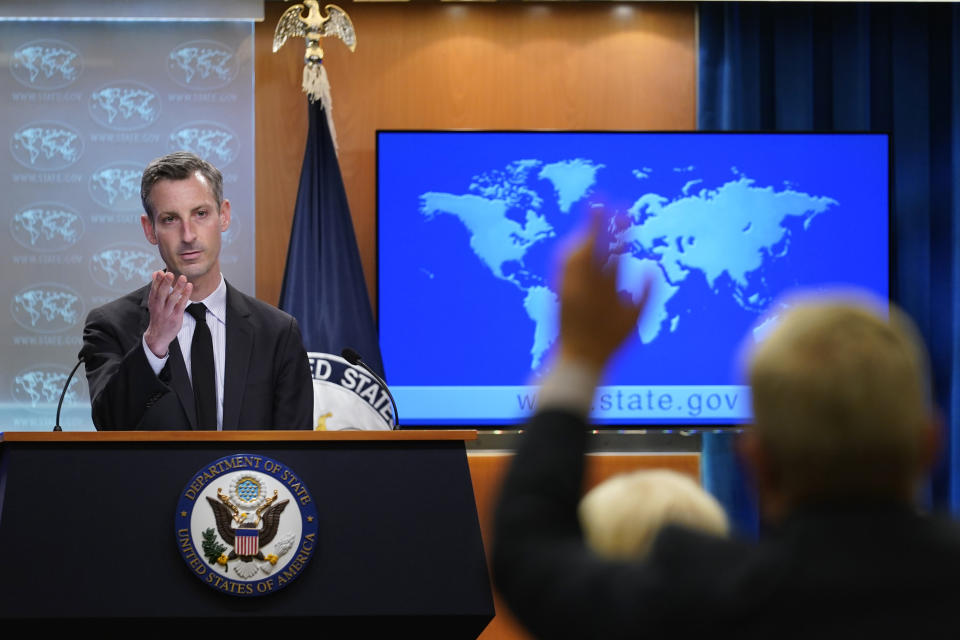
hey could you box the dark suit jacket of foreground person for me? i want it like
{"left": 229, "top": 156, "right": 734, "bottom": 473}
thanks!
{"left": 82, "top": 280, "right": 314, "bottom": 430}
{"left": 492, "top": 409, "right": 960, "bottom": 639}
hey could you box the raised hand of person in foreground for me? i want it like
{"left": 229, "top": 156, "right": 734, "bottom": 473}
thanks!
{"left": 558, "top": 211, "right": 653, "bottom": 373}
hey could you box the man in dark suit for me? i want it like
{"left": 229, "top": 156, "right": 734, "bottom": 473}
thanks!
{"left": 492, "top": 214, "right": 960, "bottom": 638}
{"left": 82, "top": 151, "right": 313, "bottom": 430}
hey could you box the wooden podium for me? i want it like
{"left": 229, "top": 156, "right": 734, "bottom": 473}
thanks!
{"left": 0, "top": 430, "right": 494, "bottom": 636}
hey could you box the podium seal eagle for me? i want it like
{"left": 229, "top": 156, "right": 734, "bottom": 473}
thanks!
{"left": 175, "top": 454, "right": 319, "bottom": 596}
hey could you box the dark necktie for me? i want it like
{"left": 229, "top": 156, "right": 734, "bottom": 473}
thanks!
{"left": 186, "top": 303, "right": 217, "bottom": 430}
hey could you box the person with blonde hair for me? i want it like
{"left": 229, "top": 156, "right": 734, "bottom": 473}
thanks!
{"left": 578, "top": 469, "right": 729, "bottom": 560}
{"left": 743, "top": 296, "right": 935, "bottom": 519}
{"left": 493, "top": 214, "right": 960, "bottom": 639}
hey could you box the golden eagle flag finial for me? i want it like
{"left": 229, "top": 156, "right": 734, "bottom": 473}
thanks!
{"left": 273, "top": 2, "right": 357, "bottom": 147}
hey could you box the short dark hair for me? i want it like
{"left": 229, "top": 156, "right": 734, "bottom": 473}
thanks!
{"left": 141, "top": 151, "right": 223, "bottom": 221}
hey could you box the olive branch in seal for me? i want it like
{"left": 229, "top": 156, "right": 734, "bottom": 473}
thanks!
{"left": 201, "top": 527, "right": 227, "bottom": 566}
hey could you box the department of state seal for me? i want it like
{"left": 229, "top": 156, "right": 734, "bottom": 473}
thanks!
{"left": 175, "top": 454, "right": 319, "bottom": 596}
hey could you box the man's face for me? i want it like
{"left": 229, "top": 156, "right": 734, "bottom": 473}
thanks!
{"left": 140, "top": 171, "right": 231, "bottom": 293}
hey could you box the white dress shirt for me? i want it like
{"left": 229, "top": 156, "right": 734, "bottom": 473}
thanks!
{"left": 142, "top": 275, "right": 227, "bottom": 430}
{"left": 534, "top": 356, "right": 602, "bottom": 418}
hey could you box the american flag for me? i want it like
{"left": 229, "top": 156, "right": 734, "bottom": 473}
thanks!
{"left": 235, "top": 527, "right": 259, "bottom": 556}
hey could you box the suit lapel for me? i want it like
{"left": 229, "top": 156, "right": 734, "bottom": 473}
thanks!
{"left": 169, "top": 339, "right": 197, "bottom": 428}
{"left": 222, "top": 283, "right": 253, "bottom": 430}
{"left": 140, "top": 285, "right": 197, "bottom": 429}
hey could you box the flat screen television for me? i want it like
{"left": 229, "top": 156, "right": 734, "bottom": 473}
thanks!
{"left": 376, "top": 130, "right": 890, "bottom": 427}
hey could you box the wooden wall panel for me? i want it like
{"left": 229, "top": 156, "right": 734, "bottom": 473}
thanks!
{"left": 255, "top": 2, "right": 696, "bottom": 307}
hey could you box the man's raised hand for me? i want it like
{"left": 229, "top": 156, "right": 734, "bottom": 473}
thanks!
{"left": 143, "top": 271, "right": 193, "bottom": 358}
{"left": 558, "top": 212, "right": 652, "bottom": 372}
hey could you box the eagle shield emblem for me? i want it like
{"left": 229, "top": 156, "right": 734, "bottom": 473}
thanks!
{"left": 234, "top": 527, "right": 259, "bottom": 557}
{"left": 175, "top": 455, "right": 319, "bottom": 597}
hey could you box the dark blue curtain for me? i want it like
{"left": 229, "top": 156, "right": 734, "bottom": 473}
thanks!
{"left": 698, "top": 2, "right": 960, "bottom": 535}
{"left": 279, "top": 101, "right": 385, "bottom": 377}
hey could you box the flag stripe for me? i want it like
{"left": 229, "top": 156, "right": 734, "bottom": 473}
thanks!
{"left": 235, "top": 528, "right": 258, "bottom": 556}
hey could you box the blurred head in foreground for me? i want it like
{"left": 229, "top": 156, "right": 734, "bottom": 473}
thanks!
{"left": 741, "top": 293, "right": 939, "bottom": 518}
{"left": 579, "top": 469, "right": 729, "bottom": 560}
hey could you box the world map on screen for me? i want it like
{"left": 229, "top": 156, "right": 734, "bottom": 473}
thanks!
{"left": 418, "top": 159, "right": 837, "bottom": 372}
{"left": 377, "top": 132, "right": 888, "bottom": 400}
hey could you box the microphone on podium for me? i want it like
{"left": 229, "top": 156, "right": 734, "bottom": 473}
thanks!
{"left": 55, "top": 352, "right": 85, "bottom": 432}
{"left": 341, "top": 347, "right": 399, "bottom": 430}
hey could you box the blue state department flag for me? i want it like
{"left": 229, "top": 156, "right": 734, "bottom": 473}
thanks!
{"left": 279, "top": 100, "right": 385, "bottom": 378}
